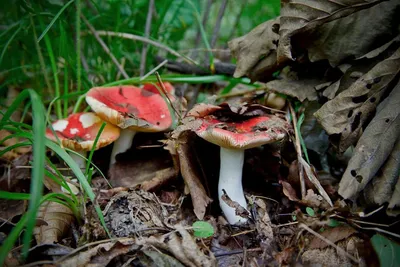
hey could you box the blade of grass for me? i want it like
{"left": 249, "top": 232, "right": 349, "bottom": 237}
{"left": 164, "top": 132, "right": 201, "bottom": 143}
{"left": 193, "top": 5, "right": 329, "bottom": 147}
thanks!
{"left": 76, "top": 0, "right": 82, "bottom": 93}
{"left": 296, "top": 113, "right": 310, "bottom": 164}
{"left": 0, "top": 214, "right": 28, "bottom": 265}
{"left": 39, "top": 16, "right": 62, "bottom": 119}
{"left": 0, "top": 24, "right": 22, "bottom": 67}
{"left": 37, "top": 0, "right": 75, "bottom": 42}
{"left": 85, "top": 122, "right": 106, "bottom": 175}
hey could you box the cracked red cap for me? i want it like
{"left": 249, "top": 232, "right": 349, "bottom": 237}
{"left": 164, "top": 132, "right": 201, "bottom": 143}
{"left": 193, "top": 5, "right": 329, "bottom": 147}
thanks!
{"left": 85, "top": 86, "right": 172, "bottom": 132}
{"left": 186, "top": 104, "right": 290, "bottom": 149}
{"left": 46, "top": 112, "right": 120, "bottom": 151}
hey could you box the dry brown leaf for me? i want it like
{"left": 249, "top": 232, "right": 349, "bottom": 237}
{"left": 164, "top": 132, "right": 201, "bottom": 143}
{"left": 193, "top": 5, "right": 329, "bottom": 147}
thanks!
{"left": 309, "top": 225, "right": 357, "bottom": 249}
{"left": 0, "top": 199, "right": 26, "bottom": 222}
{"left": 228, "top": 18, "right": 280, "bottom": 81}
{"left": 176, "top": 131, "right": 212, "bottom": 220}
{"left": 137, "top": 225, "right": 217, "bottom": 267}
{"left": 364, "top": 136, "right": 400, "bottom": 205}
{"left": 33, "top": 201, "right": 75, "bottom": 244}
{"left": 356, "top": 34, "right": 400, "bottom": 60}
{"left": 265, "top": 78, "right": 319, "bottom": 102}
{"left": 338, "top": 80, "right": 400, "bottom": 199}
{"left": 60, "top": 238, "right": 139, "bottom": 267}
{"left": 315, "top": 48, "right": 400, "bottom": 153}
{"left": 278, "top": 0, "right": 388, "bottom": 64}
{"left": 0, "top": 130, "right": 31, "bottom": 161}
{"left": 281, "top": 180, "right": 299, "bottom": 201}
{"left": 253, "top": 198, "right": 274, "bottom": 248}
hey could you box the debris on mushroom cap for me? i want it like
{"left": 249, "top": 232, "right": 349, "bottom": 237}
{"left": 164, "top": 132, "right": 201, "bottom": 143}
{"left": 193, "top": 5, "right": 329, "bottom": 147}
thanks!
{"left": 46, "top": 112, "right": 120, "bottom": 151}
{"left": 179, "top": 103, "right": 291, "bottom": 149}
{"left": 195, "top": 115, "right": 289, "bottom": 149}
{"left": 85, "top": 86, "right": 172, "bottom": 132}
{"left": 142, "top": 82, "right": 175, "bottom": 95}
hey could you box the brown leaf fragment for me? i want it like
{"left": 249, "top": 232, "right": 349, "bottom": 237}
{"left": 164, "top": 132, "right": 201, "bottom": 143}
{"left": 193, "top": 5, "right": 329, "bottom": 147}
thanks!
{"left": 253, "top": 198, "right": 274, "bottom": 247}
{"left": 176, "top": 131, "right": 212, "bottom": 220}
{"left": 315, "top": 48, "right": 400, "bottom": 153}
{"left": 338, "top": 80, "right": 400, "bottom": 199}
{"left": 221, "top": 190, "right": 249, "bottom": 218}
{"left": 278, "top": 0, "right": 389, "bottom": 65}
{"left": 60, "top": 238, "right": 139, "bottom": 267}
{"left": 265, "top": 78, "right": 319, "bottom": 102}
{"left": 33, "top": 201, "right": 75, "bottom": 244}
{"left": 138, "top": 249, "right": 185, "bottom": 267}
{"left": 280, "top": 180, "right": 300, "bottom": 201}
{"left": 309, "top": 225, "right": 357, "bottom": 249}
{"left": 364, "top": 135, "right": 400, "bottom": 205}
{"left": 228, "top": 18, "right": 280, "bottom": 81}
{"left": 0, "top": 199, "right": 26, "bottom": 222}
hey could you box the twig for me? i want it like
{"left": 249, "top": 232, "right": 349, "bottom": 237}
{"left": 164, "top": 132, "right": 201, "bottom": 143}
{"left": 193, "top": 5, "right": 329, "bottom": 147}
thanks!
{"left": 81, "top": 15, "right": 129, "bottom": 79}
{"left": 299, "top": 223, "right": 360, "bottom": 264}
{"left": 352, "top": 223, "right": 400, "bottom": 239}
{"left": 155, "top": 72, "right": 182, "bottom": 121}
{"left": 231, "top": 229, "right": 255, "bottom": 237}
{"left": 116, "top": 57, "right": 126, "bottom": 80}
{"left": 276, "top": 221, "right": 298, "bottom": 227}
{"left": 140, "top": 59, "right": 168, "bottom": 81}
{"left": 210, "top": 0, "right": 228, "bottom": 48}
{"left": 91, "top": 30, "right": 196, "bottom": 65}
{"left": 140, "top": 0, "right": 154, "bottom": 76}
{"left": 214, "top": 247, "right": 262, "bottom": 257}
{"left": 289, "top": 103, "right": 306, "bottom": 198}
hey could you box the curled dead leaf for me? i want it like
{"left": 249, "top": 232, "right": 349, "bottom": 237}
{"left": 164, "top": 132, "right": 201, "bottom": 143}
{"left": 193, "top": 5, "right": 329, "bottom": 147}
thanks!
{"left": 33, "top": 201, "right": 75, "bottom": 244}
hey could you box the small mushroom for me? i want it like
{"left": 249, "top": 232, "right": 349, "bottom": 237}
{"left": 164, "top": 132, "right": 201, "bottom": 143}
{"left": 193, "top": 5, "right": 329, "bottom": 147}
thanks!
{"left": 46, "top": 112, "right": 121, "bottom": 169}
{"left": 85, "top": 85, "right": 174, "bottom": 166}
{"left": 183, "top": 103, "right": 290, "bottom": 224}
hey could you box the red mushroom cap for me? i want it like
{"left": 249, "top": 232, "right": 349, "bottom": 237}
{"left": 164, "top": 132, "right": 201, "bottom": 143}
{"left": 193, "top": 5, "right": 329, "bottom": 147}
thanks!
{"left": 46, "top": 112, "right": 120, "bottom": 151}
{"left": 142, "top": 82, "right": 175, "bottom": 95}
{"left": 194, "top": 115, "right": 289, "bottom": 149}
{"left": 85, "top": 86, "right": 173, "bottom": 132}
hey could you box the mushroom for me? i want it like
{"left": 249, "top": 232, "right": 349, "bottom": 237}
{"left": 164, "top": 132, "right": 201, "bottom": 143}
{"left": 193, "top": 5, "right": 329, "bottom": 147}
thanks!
{"left": 85, "top": 85, "right": 174, "bottom": 166}
{"left": 183, "top": 103, "right": 290, "bottom": 224}
{"left": 142, "top": 82, "right": 175, "bottom": 95}
{"left": 46, "top": 112, "right": 121, "bottom": 169}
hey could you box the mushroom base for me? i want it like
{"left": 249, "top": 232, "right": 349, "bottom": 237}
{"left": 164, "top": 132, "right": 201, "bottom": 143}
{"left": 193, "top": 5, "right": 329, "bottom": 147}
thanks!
{"left": 110, "top": 129, "right": 136, "bottom": 166}
{"left": 69, "top": 150, "right": 87, "bottom": 170}
{"left": 219, "top": 147, "right": 248, "bottom": 225}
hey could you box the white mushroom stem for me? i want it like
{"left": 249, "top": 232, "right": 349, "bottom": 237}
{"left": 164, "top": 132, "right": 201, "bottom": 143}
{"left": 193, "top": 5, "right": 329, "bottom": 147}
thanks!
{"left": 69, "top": 150, "right": 87, "bottom": 170}
{"left": 110, "top": 129, "right": 136, "bottom": 166}
{"left": 219, "top": 147, "right": 249, "bottom": 224}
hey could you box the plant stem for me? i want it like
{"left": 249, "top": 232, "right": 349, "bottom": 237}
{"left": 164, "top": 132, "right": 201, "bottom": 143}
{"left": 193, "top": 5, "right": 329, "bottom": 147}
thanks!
{"left": 110, "top": 129, "right": 136, "bottom": 166}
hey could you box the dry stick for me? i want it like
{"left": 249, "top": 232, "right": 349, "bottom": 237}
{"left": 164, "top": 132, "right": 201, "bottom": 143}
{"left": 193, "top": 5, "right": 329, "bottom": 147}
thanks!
{"left": 140, "top": 59, "right": 168, "bottom": 81}
{"left": 93, "top": 31, "right": 196, "bottom": 65}
{"left": 116, "top": 57, "right": 126, "bottom": 80}
{"left": 299, "top": 223, "right": 360, "bottom": 264}
{"left": 81, "top": 15, "right": 129, "bottom": 79}
{"left": 155, "top": 72, "right": 182, "bottom": 121}
{"left": 140, "top": 0, "right": 154, "bottom": 77}
{"left": 289, "top": 103, "right": 306, "bottom": 198}
{"left": 210, "top": 0, "right": 228, "bottom": 48}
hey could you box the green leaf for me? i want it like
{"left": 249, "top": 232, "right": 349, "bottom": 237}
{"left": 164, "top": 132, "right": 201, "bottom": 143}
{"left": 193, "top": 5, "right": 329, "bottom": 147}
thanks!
{"left": 192, "top": 221, "right": 214, "bottom": 238}
{"left": 328, "top": 219, "right": 340, "bottom": 227}
{"left": 371, "top": 234, "right": 400, "bottom": 267}
{"left": 306, "top": 207, "right": 315, "bottom": 217}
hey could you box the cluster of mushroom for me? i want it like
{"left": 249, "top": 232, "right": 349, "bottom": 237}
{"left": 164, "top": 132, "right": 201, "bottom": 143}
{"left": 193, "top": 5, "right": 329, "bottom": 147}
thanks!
{"left": 46, "top": 82, "right": 175, "bottom": 192}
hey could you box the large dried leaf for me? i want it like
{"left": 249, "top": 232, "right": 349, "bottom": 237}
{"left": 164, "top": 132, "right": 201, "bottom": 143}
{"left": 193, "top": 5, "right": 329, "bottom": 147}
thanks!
{"left": 278, "top": 0, "right": 388, "bottom": 65}
{"left": 265, "top": 78, "right": 319, "bottom": 102}
{"left": 228, "top": 18, "right": 280, "bottom": 81}
{"left": 315, "top": 48, "right": 400, "bottom": 153}
{"left": 176, "top": 132, "right": 212, "bottom": 220}
{"left": 309, "top": 225, "right": 357, "bottom": 249}
{"left": 33, "top": 201, "right": 75, "bottom": 244}
{"left": 338, "top": 81, "right": 400, "bottom": 199}
{"left": 364, "top": 136, "right": 400, "bottom": 205}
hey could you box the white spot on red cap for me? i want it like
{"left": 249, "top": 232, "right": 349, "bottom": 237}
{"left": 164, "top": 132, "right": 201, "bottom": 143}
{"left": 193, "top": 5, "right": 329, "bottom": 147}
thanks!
{"left": 79, "top": 113, "right": 100, "bottom": 128}
{"left": 160, "top": 114, "right": 166, "bottom": 119}
{"left": 52, "top": 120, "right": 68, "bottom": 131}
{"left": 70, "top": 128, "right": 79, "bottom": 135}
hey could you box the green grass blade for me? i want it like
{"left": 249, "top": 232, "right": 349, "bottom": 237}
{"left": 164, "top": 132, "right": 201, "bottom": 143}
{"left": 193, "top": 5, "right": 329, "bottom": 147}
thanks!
{"left": 0, "top": 191, "right": 31, "bottom": 200}
{"left": 37, "top": 0, "right": 75, "bottom": 43}
{"left": 0, "top": 25, "right": 22, "bottom": 67}
{"left": 85, "top": 122, "right": 106, "bottom": 175}
{"left": 296, "top": 113, "right": 310, "bottom": 164}
{"left": 0, "top": 214, "right": 28, "bottom": 265}
{"left": 21, "top": 89, "right": 46, "bottom": 258}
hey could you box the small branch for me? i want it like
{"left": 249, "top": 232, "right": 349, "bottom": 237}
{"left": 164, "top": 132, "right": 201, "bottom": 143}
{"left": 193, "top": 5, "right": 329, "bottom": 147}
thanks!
{"left": 155, "top": 56, "right": 235, "bottom": 76}
{"left": 299, "top": 223, "right": 360, "bottom": 264}
{"left": 210, "top": 0, "right": 228, "bottom": 48}
{"left": 140, "top": 59, "right": 168, "bottom": 81}
{"left": 289, "top": 103, "right": 306, "bottom": 198}
{"left": 140, "top": 0, "right": 154, "bottom": 76}
{"left": 91, "top": 30, "right": 196, "bottom": 65}
{"left": 81, "top": 15, "right": 129, "bottom": 79}
{"left": 155, "top": 72, "right": 182, "bottom": 121}
{"left": 192, "top": 0, "right": 213, "bottom": 59}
